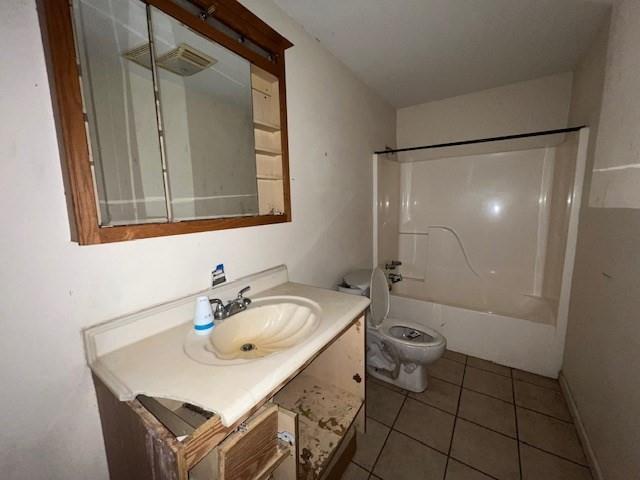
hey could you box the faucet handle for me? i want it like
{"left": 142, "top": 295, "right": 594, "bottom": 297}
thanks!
{"left": 236, "top": 286, "right": 251, "bottom": 307}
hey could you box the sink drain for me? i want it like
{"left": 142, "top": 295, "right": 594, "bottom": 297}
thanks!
{"left": 241, "top": 343, "right": 256, "bottom": 352}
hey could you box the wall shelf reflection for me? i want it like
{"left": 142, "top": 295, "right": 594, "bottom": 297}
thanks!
{"left": 253, "top": 120, "right": 281, "bottom": 132}
{"left": 255, "top": 147, "right": 282, "bottom": 156}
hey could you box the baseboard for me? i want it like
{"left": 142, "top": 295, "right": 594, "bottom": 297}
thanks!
{"left": 559, "top": 372, "right": 604, "bottom": 480}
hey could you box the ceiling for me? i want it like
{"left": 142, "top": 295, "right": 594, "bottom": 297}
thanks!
{"left": 273, "top": 0, "right": 611, "bottom": 108}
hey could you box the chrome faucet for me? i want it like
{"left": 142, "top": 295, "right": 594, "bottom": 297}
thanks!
{"left": 388, "top": 272, "right": 403, "bottom": 284}
{"left": 385, "top": 260, "right": 402, "bottom": 270}
{"left": 209, "top": 286, "right": 252, "bottom": 321}
{"left": 385, "top": 260, "right": 403, "bottom": 284}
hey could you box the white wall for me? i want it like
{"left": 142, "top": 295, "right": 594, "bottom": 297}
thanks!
{"left": 397, "top": 72, "right": 574, "bottom": 148}
{"left": 0, "top": 1, "right": 395, "bottom": 479}
{"left": 563, "top": 7, "right": 640, "bottom": 480}
{"left": 589, "top": 0, "right": 640, "bottom": 208}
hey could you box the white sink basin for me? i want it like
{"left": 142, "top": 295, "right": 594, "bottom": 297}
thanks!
{"left": 184, "top": 296, "right": 321, "bottom": 366}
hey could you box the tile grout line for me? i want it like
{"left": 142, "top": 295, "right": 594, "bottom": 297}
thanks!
{"left": 368, "top": 377, "right": 408, "bottom": 396}
{"left": 366, "top": 357, "right": 575, "bottom": 480}
{"left": 520, "top": 441, "right": 592, "bottom": 469}
{"left": 428, "top": 367, "right": 465, "bottom": 387}
{"left": 442, "top": 353, "right": 468, "bottom": 479}
{"left": 460, "top": 385, "right": 514, "bottom": 404}
{"left": 436, "top": 361, "right": 584, "bottom": 476}
{"left": 407, "top": 392, "right": 459, "bottom": 417}
{"left": 513, "top": 376, "right": 564, "bottom": 392}
{"left": 391, "top": 429, "right": 451, "bottom": 458}
{"left": 447, "top": 353, "right": 563, "bottom": 381}
{"left": 466, "top": 364, "right": 513, "bottom": 380}
{"left": 349, "top": 461, "right": 370, "bottom": 478}
{"left": 451, "top": 416, "right": 517, "bottom": 441}
{"left": 511, "top": 368, "right": 523, "bottom": 480}
{"left": 447, "top": 457, "right": 502, "bottom": 480}
{"left": 466, "top": 363, "right": 512, "bottom": 378}
{"left": 515, "top": 403, "right": 574, "bottom": 424}
{"left": 351, "top": 459, "right": 370, "bottom": 473}
{"left": 429, "top": 374, "right": 463, "bottom": 388}
{"left": 442, "top": 353, "right": 467, "bottom": 365}
{"left": 437, "top": 380, "right": 575, "bottom": 426}
{"left": 389, "top": 427, "right": 504, "bottom": 480}
{"left": 450, "top": 354, "right": 565, "bottom": 392}
{"left": 367, "top": 382, "right": 408, "bottom": 479}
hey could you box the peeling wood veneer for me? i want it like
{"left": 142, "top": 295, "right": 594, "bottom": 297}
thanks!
{"left": 93, "top": 375, "right": 186, "bottom": 480}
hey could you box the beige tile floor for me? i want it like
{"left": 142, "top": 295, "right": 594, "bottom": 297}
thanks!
{"left": 341, "top": 351, "right": 592, "bottom": 480}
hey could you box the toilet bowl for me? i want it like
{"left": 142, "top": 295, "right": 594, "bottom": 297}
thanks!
{"left": 341, "top": 268, "right": 446, "bottom": 392}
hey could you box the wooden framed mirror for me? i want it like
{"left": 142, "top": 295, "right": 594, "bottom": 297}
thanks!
{"left": 38, "top": 0, "right": 293, "bottom": 244}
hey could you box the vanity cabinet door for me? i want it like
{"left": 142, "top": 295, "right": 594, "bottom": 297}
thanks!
{"left": 216, "top": 404, "right": 293, "bottom": 480}
{"left": 218, "top": 404, "right": 277, "bottom": 479}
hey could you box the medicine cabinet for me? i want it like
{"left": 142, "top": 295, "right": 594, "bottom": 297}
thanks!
{"left": 38, "top": 0, "right": 293, "bottom": 244}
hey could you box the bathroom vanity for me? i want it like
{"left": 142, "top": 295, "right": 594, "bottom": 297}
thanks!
{"left": 84, "top": 266, "right": 369, "bottom": 480}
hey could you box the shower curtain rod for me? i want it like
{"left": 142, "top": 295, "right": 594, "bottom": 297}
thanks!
{"left": 374, "top": 125, "right": 585, "bottom": 155}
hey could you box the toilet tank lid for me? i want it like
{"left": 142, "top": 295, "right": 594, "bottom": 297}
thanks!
{"left": 344, "top": 269, "right": 372, "bottom": 290}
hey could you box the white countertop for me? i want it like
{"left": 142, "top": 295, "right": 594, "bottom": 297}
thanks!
{"left": 84, "top": 266, "right": 369, "bottom": 426}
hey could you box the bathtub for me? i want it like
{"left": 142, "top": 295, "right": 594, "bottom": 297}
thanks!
{"left": 388, "top": 291, "right": 564, "bottom": 377}
{"left": 393, "top": 277, "right": 558, "bottom": 325}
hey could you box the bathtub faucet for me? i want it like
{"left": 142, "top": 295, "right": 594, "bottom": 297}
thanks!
{"left": 388, "top": 272, "right": 403, "bottom": 284}
{"left": 385, "top": 260, "right": 402, "bottom": 270}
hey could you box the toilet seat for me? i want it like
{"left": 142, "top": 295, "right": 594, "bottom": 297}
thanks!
{"left": 368, "top": 268, "right": 445, "bottom": 349}
{"left": 379, "top": 318, "right": 445, "bottom": 348}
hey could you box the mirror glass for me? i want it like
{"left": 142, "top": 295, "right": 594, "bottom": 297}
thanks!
{"left": 151, "top": 7, "right": 259, "bottom": 220}
{"left": 73, "top": 0, "right": 168, "bottom": 226}
{"left": 72, "top": 0, "right": 286, "bottom": 227}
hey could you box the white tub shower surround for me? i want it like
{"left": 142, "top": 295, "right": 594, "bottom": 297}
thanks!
{"left": 374, "top": 129, "right": 588, "bottom": 377}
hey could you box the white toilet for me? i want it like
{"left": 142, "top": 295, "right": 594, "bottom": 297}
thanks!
{"left": 340, "top": 268, "right": 446, "bottom": 392}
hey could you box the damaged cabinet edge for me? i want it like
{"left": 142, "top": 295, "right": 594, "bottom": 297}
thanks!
{"left": 96, "top": 377, "right": 298, "bottom": 480}
{"left": 93, "top": 374, "right": 188, "bottom": 480}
